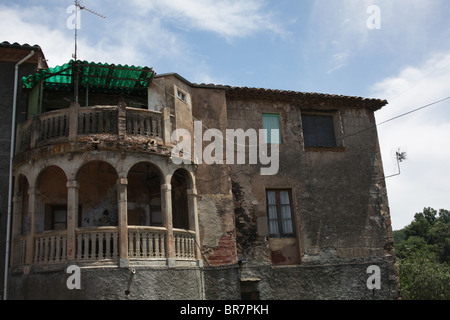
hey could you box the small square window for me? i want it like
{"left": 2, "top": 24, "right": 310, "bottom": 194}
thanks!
{"left": 302, "top": 114, "right": 337, "bottom": 147}
{"left": 177, "top": 89, "right": 187, "bottom": 103}
{"left": 262, "top": 114, "right": 281, "bottom": 144}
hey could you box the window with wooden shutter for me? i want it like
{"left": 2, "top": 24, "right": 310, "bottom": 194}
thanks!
{"left": 262, "top": 113, "right": 281, "bottom": 144}
{"left": 302, "top": 114, "right": 337, "bottom": 147}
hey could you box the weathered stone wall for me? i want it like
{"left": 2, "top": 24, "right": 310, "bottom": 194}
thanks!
{"left": 237, "top": 259, "right": 397, "bottom": 300}
{"left": 223, "top": 96, "right": 399, "bottom": 299}
{"left": 191, "top": 87, "right": 238, "bottom": 266}
{"left": 8, "top": 265, "right": 204, "bottom": 300}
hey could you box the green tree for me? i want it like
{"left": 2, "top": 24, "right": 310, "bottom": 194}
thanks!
{"left": 395, "top": 207, "right": 450, "bottom": 300}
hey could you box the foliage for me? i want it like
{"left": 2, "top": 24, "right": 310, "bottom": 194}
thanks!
{"left": 394, "top": 207, "right": 450, "bottom": 300}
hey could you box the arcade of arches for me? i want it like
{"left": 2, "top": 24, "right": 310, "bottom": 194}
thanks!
{"left": 10, "top": 158, "right": 200, "bottom": 267}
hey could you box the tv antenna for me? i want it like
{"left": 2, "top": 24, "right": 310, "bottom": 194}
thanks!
{"left": 72, "top": 0, "right": 106, "bottom": 102}
{"left": 386, "top": 149, "right": 407, "bottom": 179}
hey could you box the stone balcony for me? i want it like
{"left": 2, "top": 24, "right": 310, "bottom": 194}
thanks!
{"left": 11, "top": 226, "right": 197, "bottom": 270}
{"left": 14, "top": 101, "right": 173, "bottom": 165}
{"left": 10, "top": 101, "right": 201, "bottom": 272}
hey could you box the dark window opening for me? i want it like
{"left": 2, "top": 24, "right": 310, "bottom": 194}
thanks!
{"left": 240, "top": 281, "right": 260, "bottom": 300}
{"left": 51, "top": 205, "right": 67, "bottom": 231}
{"left": 302, "top": 114, "right": 337, "bottom": 147}
{"left": 171, "top": 170, "right": 190, "bottom": 230}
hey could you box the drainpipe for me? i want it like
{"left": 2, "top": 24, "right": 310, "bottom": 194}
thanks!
{"left": 3, "top": 50, "right": 35, "bottom": 300}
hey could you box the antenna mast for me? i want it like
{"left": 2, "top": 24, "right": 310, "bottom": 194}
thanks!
{"left": 73, "top": 0, "right": 106, "bottom": 102}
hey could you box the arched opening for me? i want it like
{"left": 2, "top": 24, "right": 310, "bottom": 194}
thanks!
{"left": 127, "top": 162, "right": 162, "bottom": 226}
{"left": 37, "top": 166, "right": 68, "bottom": 232}
{"left": 77, "top": 161, "right": 118, "bottom": 227}
{"left": 17, "top": 175, "right": 30, "bottom": 235}
{"left": 171, "top": 169, "right": 191, "bottom": 230}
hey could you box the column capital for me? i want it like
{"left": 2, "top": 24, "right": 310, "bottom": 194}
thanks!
{"left": 118, "top": 178, "right": 128, "bottom": 186}
{"left": 28, "top": 187, "right": 40, "bottom": 196}
{"left": 161, "top": 184, "right": 172, "bottom": 191}
{"left": 12, "top": 196, "right": 23, "bottom": 203}
{"left": 187, "top": 188, "right": 197, "bottom": 196}
{"left": 66, "top": 180, "right": 79, "bottom": 189}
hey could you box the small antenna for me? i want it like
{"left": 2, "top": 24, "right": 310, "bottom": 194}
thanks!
{"left": 386, "top": 148, "right": 407, "bottom": 179}
{"left": 73, "top": 0, "right": 106, "bottom": 102}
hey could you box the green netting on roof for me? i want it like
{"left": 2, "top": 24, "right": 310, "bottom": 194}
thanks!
{"left": 21, "top": 60, "right": 154, "bottom": 93}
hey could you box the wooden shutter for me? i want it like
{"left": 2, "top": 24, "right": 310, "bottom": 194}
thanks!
{"left": 302, "top": 114, "right": 337, "bottom": 147}
{"left": 262, "top": 114, "right": 281, "bottom": 144}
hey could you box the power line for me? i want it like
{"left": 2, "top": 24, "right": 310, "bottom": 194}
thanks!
{"left": 377, "top": 96, "right": 450, "bottom": 126}
{"left": 337, "top": 96, "right": 450, "bottom": 141}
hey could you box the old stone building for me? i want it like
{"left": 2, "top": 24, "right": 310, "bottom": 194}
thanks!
{"left": 1, "top": 43, "right": 399, "bottom": 300}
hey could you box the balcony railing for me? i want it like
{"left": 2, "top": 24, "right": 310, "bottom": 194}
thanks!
{"left": 128, "top": 226, "right": 166, "bottom": 259}
{"left": 15, "top": 102, "right": 171, "bottom": 157}
{"left": 174, "top": 229, "right": 196, "bottom": 259}
{"left": 33, "top": 231, "right": 67, "bottom": 265}
{"left": 75, "top": 227, "right": 119, "bottom": 261}
{"left": 11, "top": 227, "right": 197, "bottom": 267}
{"left": 12, "top": 235, "right": 27, "bottom": 267}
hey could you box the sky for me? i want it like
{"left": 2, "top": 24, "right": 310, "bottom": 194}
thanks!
{"left": 1, "top": 0, "right": 450, "bottom": 230}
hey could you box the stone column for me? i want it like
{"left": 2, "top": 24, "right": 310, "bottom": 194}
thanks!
{"left": 10, "top": 195, "right": 23, "bottom": 242}
{"left": 25, "top": 187, "right": 40, "bottom": 267}
{"left": 117, "top": 178, "right": 129, "bottom": 267}
{"left": 187, "top": 188, "right": 201, "bottom": 261}
{"left": 66, "top": 180, "right": 79, "bottom": 261}
{"left": 161, "top": 183, "right": 174, "bottom": 264}
{"left": 69, "top": 102, "right": 79, "bottom": 142}
{"left": 117, "top": 100, "right": 127, "bottom": 141}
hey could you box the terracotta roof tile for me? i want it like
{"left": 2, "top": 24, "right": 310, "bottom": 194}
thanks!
{"left": 193, "top": 82, "right": 387, "bottom": 110}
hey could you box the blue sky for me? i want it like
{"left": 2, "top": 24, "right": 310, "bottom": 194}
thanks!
{"left": 1, "top": 0, "right": 450, "bottom": 230}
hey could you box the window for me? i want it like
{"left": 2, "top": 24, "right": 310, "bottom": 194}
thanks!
{"left": 51, "top": 205, "right": 67, "bottom": 230}
{"left": 240, "top": 280, "right": 260, "bottom": 300}
{"left": 266, "top": 189, "right": 295, "bottom": 238}
{"left": 302, "top": 114, "right": 337, "bottom": 147}
{"left": 177, "top": 89, "right": 187, "bottom": 103}
{"left": 262, "top": 114, "right": 281, "bottom": 144}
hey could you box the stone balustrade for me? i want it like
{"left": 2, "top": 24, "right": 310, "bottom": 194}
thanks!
{"left": 15, "top": 102, "right": 172, "bottom": 157}
{"left": 11, "top": 226, "right": 197, "bottom": 267}
{"left": 174, "top": 229, "right": 196, "bottom": 260}
{"left": 75, "top": 227, "right": 119, "bottom": 261}
{"left": 128, "top": 226, "right": 166, "bottom": 259}
{"left": 33, "top": 230, "right": 67, "bottom": 265}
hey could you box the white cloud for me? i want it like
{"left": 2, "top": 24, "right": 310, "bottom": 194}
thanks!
{"left": 0, "top": 3, "right": 189, "bottom": 69}
{"left": 130, "top": 0, "right": 285, "bottom": 39}
{"left": 371, "top": 52, "right": 450, "bottom": 229}
{"left": 308, "top": 0, "right": 446, "bottom": 74}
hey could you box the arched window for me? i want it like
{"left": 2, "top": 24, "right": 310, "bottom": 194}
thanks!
{"left": 127, "top": 162, "right": 163, "bottom": 226}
